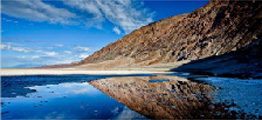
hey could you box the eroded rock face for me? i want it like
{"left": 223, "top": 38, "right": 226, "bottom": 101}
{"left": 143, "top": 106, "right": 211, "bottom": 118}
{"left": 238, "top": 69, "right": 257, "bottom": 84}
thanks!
{"left": 89, "top": 76, "right": 225, "bottom": 119}
{"left": 79, "top": 0, "right": 262, "bottom": 67}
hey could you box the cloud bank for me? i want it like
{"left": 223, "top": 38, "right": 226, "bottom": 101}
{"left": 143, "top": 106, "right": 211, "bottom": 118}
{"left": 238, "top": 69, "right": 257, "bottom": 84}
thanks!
{"left": 1, "top": 43, "right": 31, "bottom": 53}
{"left": 1, "top": 0, "right": 76, "bottom": 24}
{"left": 2, "top": 0, "right": 154, "bottom": 34}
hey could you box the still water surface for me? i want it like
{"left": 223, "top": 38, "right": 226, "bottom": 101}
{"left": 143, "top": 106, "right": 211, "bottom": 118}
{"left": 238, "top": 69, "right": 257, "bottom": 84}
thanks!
{"left": 1, "top": 74, "right": 262, "bottom": 119}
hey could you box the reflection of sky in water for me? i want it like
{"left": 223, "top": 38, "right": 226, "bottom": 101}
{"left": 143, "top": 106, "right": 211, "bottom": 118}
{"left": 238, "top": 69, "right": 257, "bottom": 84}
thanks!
{"left": 1, "top": 82, "right": 147, "bottom": 119}
{"left": 194, "top": 77, "right": 262, "bottom": 116}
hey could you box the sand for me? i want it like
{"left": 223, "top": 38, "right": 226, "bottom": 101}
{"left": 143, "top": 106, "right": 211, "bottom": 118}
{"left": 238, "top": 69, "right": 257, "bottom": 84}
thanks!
{"left": 0, "top": 68, "right": 174, "bottom": 76}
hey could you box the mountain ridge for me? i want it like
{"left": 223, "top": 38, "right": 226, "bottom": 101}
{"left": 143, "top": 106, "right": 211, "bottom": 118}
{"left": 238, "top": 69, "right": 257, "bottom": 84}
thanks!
{"left": 78, "top": 0, "right": 262, "bottom": 68}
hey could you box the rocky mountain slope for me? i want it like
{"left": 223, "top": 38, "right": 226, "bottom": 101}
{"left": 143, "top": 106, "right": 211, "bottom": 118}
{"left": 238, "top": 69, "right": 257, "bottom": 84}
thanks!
{"left": 172, "top": 39, "right": 262, "bottom": 78}
{"left": 78, "top": 0, "right": 262, "bottom": 68}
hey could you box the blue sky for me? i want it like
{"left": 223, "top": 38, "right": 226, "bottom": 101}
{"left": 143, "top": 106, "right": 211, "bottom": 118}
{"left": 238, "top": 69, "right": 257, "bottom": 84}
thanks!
{"left": 1, "top": 0, "right": 208, "bottom": 68}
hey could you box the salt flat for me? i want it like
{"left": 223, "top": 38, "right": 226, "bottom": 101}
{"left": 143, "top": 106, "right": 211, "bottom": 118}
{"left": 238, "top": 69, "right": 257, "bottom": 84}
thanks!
{"left": 0, "top": 68, "right": 174, "bottom": 76}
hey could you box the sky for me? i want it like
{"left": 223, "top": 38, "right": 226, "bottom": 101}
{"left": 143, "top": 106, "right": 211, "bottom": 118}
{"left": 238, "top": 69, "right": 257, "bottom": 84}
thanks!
{"left": 1, "top": 0, "right": 208, "bottom": 68}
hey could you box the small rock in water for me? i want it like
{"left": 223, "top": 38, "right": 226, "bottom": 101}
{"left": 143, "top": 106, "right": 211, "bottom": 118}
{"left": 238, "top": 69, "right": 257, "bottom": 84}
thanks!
{"left": 31, "top": 89, "right": 37, "bottom": 92}
{"left": 1, "top": 111, "right": 9, "bottom": 114}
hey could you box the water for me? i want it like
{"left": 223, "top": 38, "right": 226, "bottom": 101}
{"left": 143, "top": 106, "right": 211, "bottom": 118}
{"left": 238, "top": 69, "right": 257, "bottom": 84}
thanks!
{"left": 1, "top": 74, "right": 262, "bottom": 119}
{"left": 1, "top": 82, "right": 146, "bottom": 119}
{"left": 193, "top": 77, "right": 262, "bottom": 116}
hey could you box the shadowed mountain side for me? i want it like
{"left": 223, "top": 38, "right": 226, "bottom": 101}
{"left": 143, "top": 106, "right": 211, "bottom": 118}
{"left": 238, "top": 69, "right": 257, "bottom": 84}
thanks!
{"left": 171, "top": 39, "right": 262, "bottom": 79}
{"left": 89, "top": 76, "right": 254, "bottom": 119}
{"left": 78, "top": 0, "right": 262, "bottom": 68}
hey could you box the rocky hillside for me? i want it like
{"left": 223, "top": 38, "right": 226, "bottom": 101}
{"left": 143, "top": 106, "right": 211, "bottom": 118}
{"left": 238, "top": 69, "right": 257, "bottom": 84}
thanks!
{"left": 79, "top": 0, "right": 262, "bottom": 67}
{"left": 172, "top": 39, "right": 262, "bottom": 78}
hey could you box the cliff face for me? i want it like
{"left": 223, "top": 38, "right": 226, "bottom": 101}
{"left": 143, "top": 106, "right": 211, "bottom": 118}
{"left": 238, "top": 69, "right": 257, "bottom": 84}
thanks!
{"left": 79, "top": 0, "right": 262, "bottom": 67}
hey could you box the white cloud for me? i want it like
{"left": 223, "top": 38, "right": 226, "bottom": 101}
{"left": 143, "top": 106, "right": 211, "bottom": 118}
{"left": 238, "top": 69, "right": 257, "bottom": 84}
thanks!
{"left": 32, "top": 55, "right": 40, "bottom": 59}
{"left": 64, "top": 50, "right": 72, "bottom": 54}
{"left": 2, "top": 36, "right": 65, "bottom": 48}
{"left": 113, "top": 26, "right": 121, "bottom": 34}
{"left": 46, "top": 47, "right": 53, "bottom": 50}
{"left": 1, "top": 42, "right": 59, "bottom": 57}
{"left": 43, "top": 52, "right": 58, "bottom": 56}
{"left": 77, "top": 53, "right": 89, "bottom": 59}
{"left": 54, "top": 44, "right": 64, "bottom": 47}
{"left": 17, "top": 56, "right": 26, "bottom": 59}
{"left": 62, "top": 0, "right": 104, "bottom": 29}
{"left": 1, "top": 43, "right": 31, "bottom": 53}
{"left": 36, "top": 50, "right": 58, "bottom": 57}
{"left": 2, "top": 0, "right": 154, "bottom": 33}
{"left": 1, "top": 0, "right": 76, "bottom": 24}
{"left": 2, "top": 17, "right": 19, "bottom": 23}
{"left": 62, "top": 0, "right": 154, "bottom": 34}
{"left": 95, "top": 0, "right": 154, "bottom": 33}
{"left": 73, "top": 46, "right": 90, "bottom": 51}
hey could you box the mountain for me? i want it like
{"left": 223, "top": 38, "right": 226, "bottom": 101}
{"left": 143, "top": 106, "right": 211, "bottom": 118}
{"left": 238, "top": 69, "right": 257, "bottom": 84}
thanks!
{"left": 77, "top": 0, "right": 262, "bottom": 69}
{"left": 38, "top": 62, "right": 78, "bottom": 68}
{"left": 172, "top": 39, "right": 262, "bottom": 78}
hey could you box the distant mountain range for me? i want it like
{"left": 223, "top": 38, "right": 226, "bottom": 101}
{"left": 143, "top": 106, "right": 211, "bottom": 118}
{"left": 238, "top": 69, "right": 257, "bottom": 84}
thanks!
{"left": 77, "top": 0, "right": 261, "bottom": 69}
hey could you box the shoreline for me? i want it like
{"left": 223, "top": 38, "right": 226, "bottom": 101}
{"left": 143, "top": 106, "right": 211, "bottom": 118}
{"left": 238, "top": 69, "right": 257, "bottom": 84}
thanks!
{"left": 2, "top": 68, "right": 261, "bottom": 79}
{"left": 0, "top": 68, "right": 174, "bottom": 76}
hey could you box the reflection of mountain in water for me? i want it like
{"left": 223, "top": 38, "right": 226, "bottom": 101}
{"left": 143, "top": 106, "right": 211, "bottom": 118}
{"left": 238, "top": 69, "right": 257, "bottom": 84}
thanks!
{"left": 89, "top": 76, "right": 214, "bottom": 119}
{"left": 89, "top": 76, "right": 259, "bottom": 119}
